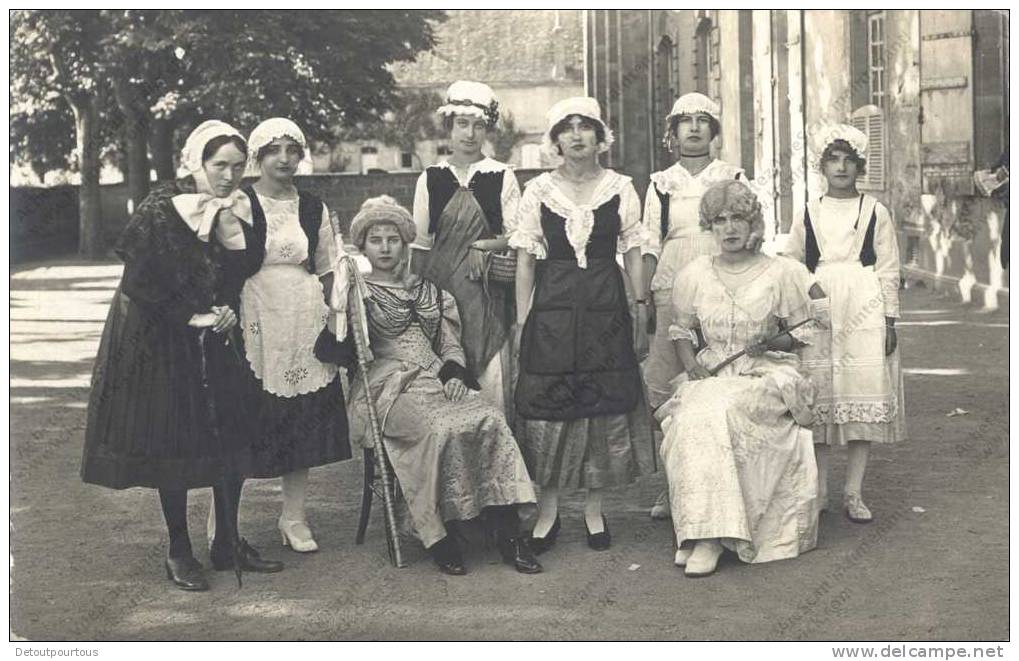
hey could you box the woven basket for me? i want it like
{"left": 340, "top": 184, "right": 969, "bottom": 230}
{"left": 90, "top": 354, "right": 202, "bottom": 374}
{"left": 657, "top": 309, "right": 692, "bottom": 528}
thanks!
{"left": 485, "top": 250, "right": 517, "bottom": 284}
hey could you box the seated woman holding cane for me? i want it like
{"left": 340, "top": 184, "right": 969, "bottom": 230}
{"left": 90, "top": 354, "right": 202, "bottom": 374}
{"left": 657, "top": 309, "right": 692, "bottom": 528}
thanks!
{"left": 657, "top": 180, "right": 828, "bottom": 577}
{"left": 345, "top": 196, "right": 541, "bottom": 576}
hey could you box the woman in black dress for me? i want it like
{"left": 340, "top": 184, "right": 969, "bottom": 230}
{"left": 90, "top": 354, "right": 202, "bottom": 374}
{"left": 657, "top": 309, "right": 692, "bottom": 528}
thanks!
{"left": 509, "top": 97, "right": 656, "bottom": 553}
{"left": 81, "top": 120, "right": 283, "bottom": 591}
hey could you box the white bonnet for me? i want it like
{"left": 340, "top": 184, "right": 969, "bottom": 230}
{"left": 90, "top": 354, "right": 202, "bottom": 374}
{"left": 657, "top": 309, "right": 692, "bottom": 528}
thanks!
{"left": 436, "top": 80, "right": 500, "bottom": 126}
{"left": 811, "top": 122, "right": 869, "bottom": 163}
{"left": 665, "top": 92, "right": 721, "bottom": 125}
{"left": 178, "top": 120, "right": 245, "bottom": 176}
{"left": 247, "top": 117, "right": 314, "bottom": 175}
{"left": 542, "top": 96, "right": 614, "bottom": 155}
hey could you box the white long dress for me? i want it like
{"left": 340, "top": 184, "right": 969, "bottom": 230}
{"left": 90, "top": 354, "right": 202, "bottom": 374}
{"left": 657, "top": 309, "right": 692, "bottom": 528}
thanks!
{"left": 658, "top": 255, "right": 821, "bottom": 564}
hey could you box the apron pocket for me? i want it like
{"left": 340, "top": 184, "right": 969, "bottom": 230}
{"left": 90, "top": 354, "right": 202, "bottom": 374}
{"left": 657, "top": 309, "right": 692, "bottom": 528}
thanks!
{"left": 523, "top": 307, "right": 575, "bottom": 374}
{"left": 576, "top": 308, "right": 636, "bottom": 373}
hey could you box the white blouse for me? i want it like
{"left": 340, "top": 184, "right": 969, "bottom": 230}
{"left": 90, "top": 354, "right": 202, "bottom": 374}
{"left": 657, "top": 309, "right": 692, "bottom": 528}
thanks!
{"left": 508, "top": 170, "right": 646, "bottom": 269}
{"left": 641, "top": 159, "right": 745, "bottom": 259}
{"left": 411, "top": 157, "right": 522, "bottom": 250}
{"left": 256, "top": 194, "right": 337, "bottom": 275}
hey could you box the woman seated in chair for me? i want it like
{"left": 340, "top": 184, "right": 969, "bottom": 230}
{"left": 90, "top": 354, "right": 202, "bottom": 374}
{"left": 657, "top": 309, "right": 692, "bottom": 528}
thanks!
{"left": 657, "top": 180, "right": 827, "bottom": 577}
{"left": 346, "top": 196, "right": 542, "bottom": 576}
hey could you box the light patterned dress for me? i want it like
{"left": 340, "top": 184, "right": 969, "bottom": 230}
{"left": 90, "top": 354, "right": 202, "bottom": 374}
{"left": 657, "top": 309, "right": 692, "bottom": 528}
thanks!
{"left": 658, "top": 255, "right": 821, "bottom": 563}
{"left": 346, "top": 277, "right": 536, "bottom": 548}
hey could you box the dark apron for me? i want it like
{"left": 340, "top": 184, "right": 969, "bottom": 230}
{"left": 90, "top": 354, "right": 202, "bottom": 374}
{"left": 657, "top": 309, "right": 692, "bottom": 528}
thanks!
{"left": 515, "top": 257, "right": 640, "bottom": 421}
{"left": 417, "top": 188, "right": 511, "bottom": 379}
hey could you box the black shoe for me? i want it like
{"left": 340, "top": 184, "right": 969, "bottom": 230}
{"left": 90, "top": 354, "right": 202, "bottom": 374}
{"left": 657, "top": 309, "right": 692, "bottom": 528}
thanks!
{"left": 210, "top": 537, "right": 284, "bottom": 573}
{"left": 165, "top": 555, "right": 209, "bottom": 592}
{"left": 528, "top": 515, "right": 560, "bottom": 555}
{"left": 586, "top": 516, "right": 611, "bottom": 551}
{"left": 429, "top": 536, "right": 467, "bottom": 576}
{"left": 497, "top": 536, "right": 543, "bottom": 574}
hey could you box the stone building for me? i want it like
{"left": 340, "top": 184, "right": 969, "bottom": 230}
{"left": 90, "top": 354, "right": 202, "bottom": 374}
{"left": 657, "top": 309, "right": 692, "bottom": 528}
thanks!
{"left": 322, "top": 9, "right": 585, "bottom": 174}
{"left": 586, "top": 9, "right": 1009, "bottom": 309}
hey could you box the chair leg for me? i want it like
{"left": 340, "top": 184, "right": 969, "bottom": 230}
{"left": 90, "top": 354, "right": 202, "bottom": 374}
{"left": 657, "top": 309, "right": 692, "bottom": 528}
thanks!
{"left": 355, "top": 448, "right": 375, "bottom": 545}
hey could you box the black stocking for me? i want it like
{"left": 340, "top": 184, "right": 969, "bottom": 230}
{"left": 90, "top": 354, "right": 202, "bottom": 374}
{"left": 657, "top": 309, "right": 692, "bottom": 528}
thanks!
{"left": 210, "top": 478, "right": 244, "bottom": 551}
{"left": 158, "top": 489, "right": 193, "bottom": 559}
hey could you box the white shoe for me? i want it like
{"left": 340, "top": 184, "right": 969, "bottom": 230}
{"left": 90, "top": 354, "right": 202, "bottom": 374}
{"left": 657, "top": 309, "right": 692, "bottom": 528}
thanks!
{"left": 650, "top": 490, "right": 671, "bottom": 520}
{"left": 843, "top": 493, "right": 873, "bottom": 523}
{"left": 674, "top": 543, "right": 694, "bottom": 567}
{"left": 684, "top": 540, "right": 723, "bottom": 577}
{"left": 278, "top": 518, "right": 319, "bottom": 553}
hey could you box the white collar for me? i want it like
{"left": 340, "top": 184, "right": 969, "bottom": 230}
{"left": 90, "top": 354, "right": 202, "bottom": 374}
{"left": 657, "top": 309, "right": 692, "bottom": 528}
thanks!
{"left": 434, "top": 157, "right": 508, "bottom": 177}
{"left": 526, "top": 170, "right": 631, "bottom": 269}
{"left": 650, "top": 159, "right": 740, "bottom": 195}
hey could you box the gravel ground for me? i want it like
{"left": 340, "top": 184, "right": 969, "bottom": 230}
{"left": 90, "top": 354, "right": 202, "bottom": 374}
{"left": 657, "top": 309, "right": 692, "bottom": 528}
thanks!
{"left": 9, "top": 259, "right": 1009, "bottom": 641}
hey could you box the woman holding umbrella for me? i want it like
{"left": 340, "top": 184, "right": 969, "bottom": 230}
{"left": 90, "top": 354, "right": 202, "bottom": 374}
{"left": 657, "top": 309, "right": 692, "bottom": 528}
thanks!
{"left": 82, "top": 120, "right": 283, "bottom": 592}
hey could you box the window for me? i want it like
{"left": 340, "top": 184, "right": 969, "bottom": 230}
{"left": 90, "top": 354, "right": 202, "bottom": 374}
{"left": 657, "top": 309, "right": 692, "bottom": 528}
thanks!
{"left": 654, "top": 35, "right": 680, "bottom": 169}
{"left": 400, "top": 152, "right": 413, "bottom": 169}
{"left": 867, "top": 11, "right": 886, "bottom": 109}
{"left": 436, "top": 144, "right": 453, "bottom": 157}
{"left": 851, "top": 104, "right": 886, "bottom": 191}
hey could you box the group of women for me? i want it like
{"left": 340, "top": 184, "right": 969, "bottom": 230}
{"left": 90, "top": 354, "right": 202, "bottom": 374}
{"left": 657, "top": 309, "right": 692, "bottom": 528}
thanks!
{"left": 81, "top": 81, "right": 905, "bottom": 591}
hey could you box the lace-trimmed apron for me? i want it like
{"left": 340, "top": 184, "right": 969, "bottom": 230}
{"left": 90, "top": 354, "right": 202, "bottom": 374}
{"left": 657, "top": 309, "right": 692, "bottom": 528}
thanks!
{"left": 418, "top": 188, "right": 512, "bottom": 408}
{"left": 240, "top": 198, "right": 337, "bottom": 398}
{"left": 805, "top": 196, "right": 897, "bottom": 433}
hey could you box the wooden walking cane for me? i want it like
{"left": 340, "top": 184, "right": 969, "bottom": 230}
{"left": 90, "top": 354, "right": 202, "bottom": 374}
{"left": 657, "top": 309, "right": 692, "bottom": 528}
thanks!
{"left": 327, "top": 215, "right": 405, "bottom": 568}
{"left": 708, "top": 318, "right": 813, "bottom": 376}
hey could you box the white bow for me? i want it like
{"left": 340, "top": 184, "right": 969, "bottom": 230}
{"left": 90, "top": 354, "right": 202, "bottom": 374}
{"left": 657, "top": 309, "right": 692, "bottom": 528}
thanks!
{"left": 171, "top": 191, "right": 252, "bottom": 244}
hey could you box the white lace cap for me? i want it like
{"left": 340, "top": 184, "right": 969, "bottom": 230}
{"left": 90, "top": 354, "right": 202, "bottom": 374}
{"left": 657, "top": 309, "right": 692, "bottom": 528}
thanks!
{"left": 665, "top": 92, "right": 720, "bottom": 124}
{"left": 436, "top": 80, "right": 500, "bottom": 124}
{"left": 542, "top": 96, "right": 615, "bottom": 156}
{"left": 246, "top": 117, "right": 315, "bottom": 176}
{"left": 811, "top": 122, "right": 868, "bottom": 161}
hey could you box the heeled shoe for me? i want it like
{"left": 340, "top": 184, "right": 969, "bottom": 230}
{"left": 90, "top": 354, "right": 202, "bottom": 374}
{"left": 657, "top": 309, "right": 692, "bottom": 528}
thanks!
{"left": 844, "top": 493, "right": 873, "bottom": 523}
{"left": 650, "top": 490, "right": 671, "bottom": 520}
{"left": 429, "top": 536, "right": 467, "bottom": 576}
{"left": 528, "top": 515, "right": 560, "bottom": 555}
{"left": 164, "top": 556, "right": 209, "bottom": 592}
{"left": 497, "top": 536, "right": 543, "bottom": 574}
{"left": 585, "top": 516, "right": 611, "bottom": 551}
{"left": 210, "top": 538, "right": 285, "bottom": 573}
{"left": 278, "top": 518, "right": 319, "bottom": 553}
{"left": 684, "top": 540, "right": 723, "bottom": 578}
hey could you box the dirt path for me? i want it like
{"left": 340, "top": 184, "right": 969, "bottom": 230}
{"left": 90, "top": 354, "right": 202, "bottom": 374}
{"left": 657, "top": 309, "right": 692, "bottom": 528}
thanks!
{"left": 10, "top": 259, "right": 1008, "bottom": 640}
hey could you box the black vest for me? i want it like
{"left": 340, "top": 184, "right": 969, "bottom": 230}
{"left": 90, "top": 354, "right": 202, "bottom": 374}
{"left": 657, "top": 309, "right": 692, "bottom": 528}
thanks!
{"left": 803, "top": 196, "right": 878, "bottom": 273}
{"left": 426, "top": 166, "right": 505, "bottom": 236}
{"left": 243, "top": 187, "right": 325, "bottom": 274}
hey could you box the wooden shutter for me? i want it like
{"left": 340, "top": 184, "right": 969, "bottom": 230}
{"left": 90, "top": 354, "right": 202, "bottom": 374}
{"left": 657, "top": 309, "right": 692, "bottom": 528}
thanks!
{"left": 919, "top": 11, "right": 975, "bottom": 196}
{"left": 851, "top": 104, "right": 886, "bottom": 191}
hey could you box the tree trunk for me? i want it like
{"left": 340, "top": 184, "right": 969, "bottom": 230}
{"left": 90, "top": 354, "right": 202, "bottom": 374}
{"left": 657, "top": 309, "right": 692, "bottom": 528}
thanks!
{"left": 71, "top": 96, "right": 104, "bottom": 259}
{"left": 150, "top": 117, "right": 176, "bottom": 181}
{"left": 123, "top": 108, "right": 151, "bottom": 207}
{"left": 114, "top": 78, "right": 152, "bottom": 208}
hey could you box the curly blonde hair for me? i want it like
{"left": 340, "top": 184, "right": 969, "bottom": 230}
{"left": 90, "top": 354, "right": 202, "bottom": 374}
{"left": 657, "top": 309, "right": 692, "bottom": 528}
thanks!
{"left": 698, "top": 180, "right": 765, "bottom": 249}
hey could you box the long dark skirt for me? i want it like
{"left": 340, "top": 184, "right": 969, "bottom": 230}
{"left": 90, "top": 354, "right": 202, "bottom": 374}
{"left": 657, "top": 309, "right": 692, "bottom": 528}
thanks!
{"left": 81, "top": 287, "right": 253, "bottom": 490}
{"left": 236, "top": 337, "right": 352, "bottom": 479}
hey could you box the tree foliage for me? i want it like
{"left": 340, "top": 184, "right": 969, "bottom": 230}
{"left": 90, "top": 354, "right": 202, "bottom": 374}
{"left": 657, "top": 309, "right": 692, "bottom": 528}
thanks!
{"left": 10, "top": 9, "right": 446, "bottom": 257}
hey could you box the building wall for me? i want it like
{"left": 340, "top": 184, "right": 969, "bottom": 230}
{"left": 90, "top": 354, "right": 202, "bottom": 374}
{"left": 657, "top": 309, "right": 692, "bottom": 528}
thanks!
{"left": 588, "top": 9, "right": 1008, "bottom": 309}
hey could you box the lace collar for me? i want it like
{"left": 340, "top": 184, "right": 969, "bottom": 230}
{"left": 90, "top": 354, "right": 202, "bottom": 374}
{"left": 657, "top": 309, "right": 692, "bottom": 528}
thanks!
{"left": 433, "top": 157, "right": 508, "bottom": 184}
{"left": 649, "top": 159, "right": 740, "bottom": 195}
{"left": 527, "top": 169, "right": 631, "bottom": 268}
